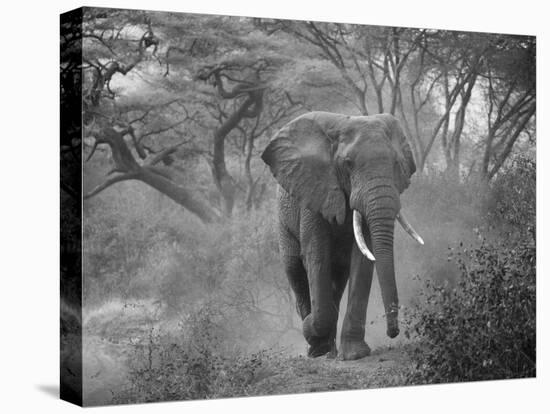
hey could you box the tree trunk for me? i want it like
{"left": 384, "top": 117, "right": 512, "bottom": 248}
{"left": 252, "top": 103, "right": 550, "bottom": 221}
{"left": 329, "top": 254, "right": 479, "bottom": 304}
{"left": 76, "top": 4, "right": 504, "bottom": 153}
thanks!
{"left": 84, "top": 127, "right": 219, "bottom": 224}
{"left": 211, "top": 89, "right": 264, "bottom": 216}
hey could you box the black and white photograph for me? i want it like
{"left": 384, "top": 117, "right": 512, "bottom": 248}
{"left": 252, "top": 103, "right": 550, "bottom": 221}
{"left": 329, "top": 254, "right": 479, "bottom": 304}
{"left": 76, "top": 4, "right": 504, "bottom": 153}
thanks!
{"left": 45, "top": 1, "right": 549, "bottom": 410}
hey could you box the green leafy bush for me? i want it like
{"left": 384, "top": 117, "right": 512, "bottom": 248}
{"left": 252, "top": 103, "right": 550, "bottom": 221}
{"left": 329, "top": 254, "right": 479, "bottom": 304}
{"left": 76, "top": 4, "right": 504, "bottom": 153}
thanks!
{"left": 405, "top": 237, "right": 535, "bottom": 383}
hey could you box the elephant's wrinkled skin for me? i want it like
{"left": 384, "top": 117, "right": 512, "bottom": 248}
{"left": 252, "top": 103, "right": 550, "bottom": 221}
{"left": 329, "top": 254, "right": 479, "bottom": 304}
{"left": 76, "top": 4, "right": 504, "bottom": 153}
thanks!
{"left": 261, "top": 111, "right": 420, "bottom": 360}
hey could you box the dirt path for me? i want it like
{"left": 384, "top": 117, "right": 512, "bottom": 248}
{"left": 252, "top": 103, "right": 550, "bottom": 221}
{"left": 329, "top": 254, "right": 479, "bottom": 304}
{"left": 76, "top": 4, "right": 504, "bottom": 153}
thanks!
{"left": 250, "top": 347, "right": 413, "bottom": 396}
{"left": 82, "top": 332, "right": 413, "bottom": 405}
{"left": 81, "top": 301, "right": 415, "bottom": 404}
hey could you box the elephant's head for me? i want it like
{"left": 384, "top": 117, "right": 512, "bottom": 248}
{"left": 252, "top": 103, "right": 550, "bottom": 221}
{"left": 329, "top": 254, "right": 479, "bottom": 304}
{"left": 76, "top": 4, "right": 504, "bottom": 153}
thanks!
{"left": 261, "top": 111, "right": 423, "bottom": 338}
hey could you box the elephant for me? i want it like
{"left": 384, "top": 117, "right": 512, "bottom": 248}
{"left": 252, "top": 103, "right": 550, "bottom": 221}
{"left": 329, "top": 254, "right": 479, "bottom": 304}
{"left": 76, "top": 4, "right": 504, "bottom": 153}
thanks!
{"left": 261, "top": 111, "right": 424, "bottom": 360}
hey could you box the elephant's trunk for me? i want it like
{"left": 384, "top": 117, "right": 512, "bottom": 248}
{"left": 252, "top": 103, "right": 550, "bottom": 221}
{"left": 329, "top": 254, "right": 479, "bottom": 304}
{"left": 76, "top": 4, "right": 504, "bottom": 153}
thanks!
{"left": 369, "top": 215, "right": 399, "bottom": 338}
{"left": 351, "top": 181, "right": 400, "bottom": 338}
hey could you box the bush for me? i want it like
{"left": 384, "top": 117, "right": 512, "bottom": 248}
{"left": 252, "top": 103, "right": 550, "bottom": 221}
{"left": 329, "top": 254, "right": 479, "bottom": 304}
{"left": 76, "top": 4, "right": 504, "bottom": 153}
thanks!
{"left": 488, "top": 155, "right": 535, "bottom": 235}
{"left": 114, "top": 305, "right": 273, "bottom": 403}
{"left": 405, "top": 237, "right": 535, "bottom": 383}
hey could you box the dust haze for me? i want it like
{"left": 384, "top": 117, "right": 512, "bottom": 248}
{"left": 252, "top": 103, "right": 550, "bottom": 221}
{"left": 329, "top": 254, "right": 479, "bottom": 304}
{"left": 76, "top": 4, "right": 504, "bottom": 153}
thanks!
{"left": 80, "top": 166, "right": 492, "bottom": 404}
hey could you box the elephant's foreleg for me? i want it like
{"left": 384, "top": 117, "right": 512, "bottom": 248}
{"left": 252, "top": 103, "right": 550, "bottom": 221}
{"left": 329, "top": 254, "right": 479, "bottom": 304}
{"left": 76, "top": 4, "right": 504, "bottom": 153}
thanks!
{"left": 331, "top": 261, "right": 349, "bottom": 308}
{"left": 300, "top": 215, "right": 337, "bottom": 357}
{"left": 325, "top": 261, "right": 350, "bottom": 358}
{"left": 279, "top": 225, "right": 310, "bottom": 320}
{"left": 340, "top": 238, "right": 374, "bottom": 360}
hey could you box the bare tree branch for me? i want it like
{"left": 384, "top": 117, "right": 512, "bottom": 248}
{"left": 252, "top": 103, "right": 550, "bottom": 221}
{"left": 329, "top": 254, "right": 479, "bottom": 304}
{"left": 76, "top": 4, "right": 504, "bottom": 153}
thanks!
{"left": 84, "top": 173, "right": 138, "bottom": 199}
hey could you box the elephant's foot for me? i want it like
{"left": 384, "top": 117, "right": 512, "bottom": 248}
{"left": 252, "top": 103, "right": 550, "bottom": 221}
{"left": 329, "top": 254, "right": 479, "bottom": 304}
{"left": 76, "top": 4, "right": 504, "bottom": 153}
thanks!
{"left": 386, "top": 312, "right": 400, "bottom": 338}
{"left": 303, "top": 314, "right": 337, "bottom": 358}
{"left": 307, "top": 337, "right": 335, "bottom": 358}
{"left": 326, "top": 344, "right": 338, "bottom": 359}
{"left": 340, "top": 339, "right": 371, "bottom": 361}
{"left": 302, "top": 313, "right": 337, "bottom": 358}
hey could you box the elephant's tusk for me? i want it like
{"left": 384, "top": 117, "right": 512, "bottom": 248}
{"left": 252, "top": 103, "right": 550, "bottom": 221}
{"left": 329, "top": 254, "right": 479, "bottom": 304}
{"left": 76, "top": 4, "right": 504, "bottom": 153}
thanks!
{"left": 353, "top": 210, "right": 376, "bottom": 261}
{"left": 396, "top": 211, "right": 425, "bottom": 245}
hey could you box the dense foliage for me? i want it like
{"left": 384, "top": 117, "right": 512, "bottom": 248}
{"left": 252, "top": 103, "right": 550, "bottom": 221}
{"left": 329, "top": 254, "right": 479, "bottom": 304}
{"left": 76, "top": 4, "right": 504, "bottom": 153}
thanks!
{"left": 488, "top": 155, "right": 536, "bottom": 235}
{"left": 405, "top": 160, "right": 536, "bottom": 383}
{"left": 406, "top": 239, "right": 535, "bottom": 383}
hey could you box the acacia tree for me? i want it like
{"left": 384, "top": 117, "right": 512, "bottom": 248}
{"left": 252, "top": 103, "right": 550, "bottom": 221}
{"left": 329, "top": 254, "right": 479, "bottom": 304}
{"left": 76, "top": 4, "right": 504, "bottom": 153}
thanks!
{"left": 411, "top": 31, "right": 487, "bottom": 177}
{"left": 161, "top": 13, "right": 309, "bottom": 216}
{"left": 417, "top": 33, "right": 535, "bottom": 181}
{"left": 82, "top": 10, "right": 302, "bottom": 221}
{"left": 268, "top": 22, "right": 535, "bottom": 179}
{"left": 192, "top": 58, "right": 297, "bottom": 216}
{"left": 81, "top": 9, "right": 221, "bottom": 223}
{"left": 478, "top": 36, "right": 536, "bottom": 181}
{"left": 233, "top": 89, "right": 304, "bottom": 210}
{"left": 260, "top": 21, "right": 445, "bottom": 170}
{"left": 81, "top": 10, "right": 536, "bottom": 220}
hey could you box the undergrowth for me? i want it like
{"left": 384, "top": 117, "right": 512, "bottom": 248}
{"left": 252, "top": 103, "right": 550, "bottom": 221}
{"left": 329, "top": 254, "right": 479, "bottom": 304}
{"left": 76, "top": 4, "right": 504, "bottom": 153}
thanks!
{"left": 404, "top": 238, "right": 535, "bottom": 383}
{"left": 404, "top": 156, "right": 536, "bottom": 383}
{"left": 114, "top": 306, "right": 278, "bottom": 403}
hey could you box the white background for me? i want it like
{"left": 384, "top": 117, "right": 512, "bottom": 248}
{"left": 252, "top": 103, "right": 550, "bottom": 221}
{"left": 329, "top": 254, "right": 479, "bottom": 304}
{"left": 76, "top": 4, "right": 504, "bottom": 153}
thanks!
{"left": 0, "top": 0, "right": 547, "bottom": 412}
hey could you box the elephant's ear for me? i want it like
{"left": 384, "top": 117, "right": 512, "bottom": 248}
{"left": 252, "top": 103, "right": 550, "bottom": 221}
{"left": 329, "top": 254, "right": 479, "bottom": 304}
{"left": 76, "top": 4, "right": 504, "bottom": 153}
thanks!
{"left": 382, "top": 115, "right": 417, "bottom": 193}
{"left": 261, "top": 115, "right": 346, "bottom": 225}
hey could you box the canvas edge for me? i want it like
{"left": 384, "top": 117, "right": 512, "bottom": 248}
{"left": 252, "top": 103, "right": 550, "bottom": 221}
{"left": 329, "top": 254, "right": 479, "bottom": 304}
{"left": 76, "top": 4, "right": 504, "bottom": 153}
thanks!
{"left": 60, "top": 6, "right": 84, "bottom": 407}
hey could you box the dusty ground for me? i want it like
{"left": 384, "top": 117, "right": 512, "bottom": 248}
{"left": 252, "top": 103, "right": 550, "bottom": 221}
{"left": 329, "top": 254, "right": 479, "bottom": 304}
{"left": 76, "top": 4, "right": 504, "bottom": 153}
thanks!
{"left": 83, "top": 333, "right": 413, "bottom": 405}
{"left": 248, "top": 347, "right": 413, "bottom": 397}
{"left": 81, "top": 300, "right": 414, "bottom": 405}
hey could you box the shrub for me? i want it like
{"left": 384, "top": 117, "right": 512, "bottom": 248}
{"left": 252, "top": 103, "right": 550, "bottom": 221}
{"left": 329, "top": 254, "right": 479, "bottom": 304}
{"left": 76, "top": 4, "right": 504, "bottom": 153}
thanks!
{"left": 488, "top": 155, "right": 535, "bottom": 235}
{"left": 114, "top": 305, "right": 273, "bottom": 403}
{"left": 405, "top": 237, "right": 535, "bottom": 383}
